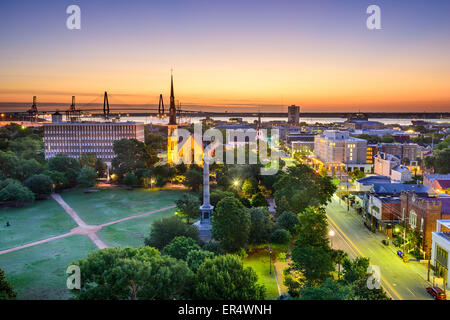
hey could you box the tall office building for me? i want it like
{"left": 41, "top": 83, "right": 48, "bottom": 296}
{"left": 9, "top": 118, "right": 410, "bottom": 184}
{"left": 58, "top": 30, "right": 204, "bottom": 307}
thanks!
{"left": 287, "top": 105, "right": 300, "bottom": 124}
{"left": 44, "top": 122, "right": 145, "bottom": 163}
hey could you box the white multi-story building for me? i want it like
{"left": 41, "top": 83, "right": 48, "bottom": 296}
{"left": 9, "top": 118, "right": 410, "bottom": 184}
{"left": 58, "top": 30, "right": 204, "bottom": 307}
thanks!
{"left": 431, "top": 220, "right": 450, "bottom": 290}
{"left": 314, "top": 130, "right": 371, "bottom": 173}
{"left": 44, "top": 121, "right": 145, "bottom": 164}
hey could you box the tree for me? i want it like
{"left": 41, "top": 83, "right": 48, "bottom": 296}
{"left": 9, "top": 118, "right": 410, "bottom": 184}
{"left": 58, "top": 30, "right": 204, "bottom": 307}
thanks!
{"left": 211, "top": 197, "right": 251, "bottom": 252}
{"left": 426, "top": 148, "right": 450, "bottom": 174}
{"left": 248, "top": 207, "right": 273, "bottom": 244}
{"left": 111, "top": 138, "right": 158, "bottom": 178}
{"left": 270, "top": 229, "right": 291, "bottom": 244}
{"left": 0, "top": 179, "right": 34, "bottom": 204}
{"left": 162, "top": 236, "right": 201, "bottom": 261}
{"left": 43, "top": 170, "right": 68, "bottom": 192}
{"left": 77, "top": 167, "right": 97, "bottom": 188}
{"left": 193, "top": 255, "right": 265, "bottom": 300}
{"left": 275, "top": 211, "right": 299, "bottom": 234}
{"left": 176, "top": 193, "right": 201, "bottom": 224}
{"left": 381, "top": 134, "right": 394, "bottom": 143}
{"left": 94, "top": 158, "right": 107, "bottom": 178}
{"left": 70, "top": 247, "right": 193, "bottom": 300}
{"left": 273, "top": 164, "right": 336, "bottom": 214}
{"left": 183, "top": 169, "right": 203, "bottom": 192}
{"left": 250, "top": 192, "right": 268, "bottom": 207}
{"left": 144, "top": 216, "right": 200, "bottom": 250}
{"left": 0, "top": 268, "right": 17, "bottom": 300}
{"left": 49, "top": 154, "right": 81, "bottom": 186}
{"left": 341, "top": 257, "right": 390, "bottom": 300}
{"left": 186, "top": 249, "right": 215, "bottom": 272}
{"left": 318, "top": 165, "right": 328, "bottom": 177}
{"left": 145, "top": 131, "right": 166, "bottom": 150}
{"left": 210, "top": 190, "right": 235, "bottom": 207}
{"left": 291, "top": 245, "right": 334, "bottom": 285}
{"left": 295, "top": 207, "right": 330, "bottom": 249}
{"left": 135, "top": 168, "right": 153, "bottom": 187}
{"left": 24, "top": 174, "right": 53, "bottom": 199}
{"left": 298, "top": 278, "right": 352, "bottom": 300}
{"left": 16, "top": 158, "right": 42, "bottom": 182}
{"left": 8, "top": 136, "right": 44, "bottom": 163}
{"left": 124, "top": 172, "right": 138, "bottom": 188}
{"left": 79, "top": 153, "right": 97, "bottom": 168}
{"left": 331, "top": 249, "right": 348, "bottom": 277}
{"left": 242, "top": 177, "right": 258, "bottom": 197}
{"left": 348, "top": 168, "right": 365, "bottom": 181}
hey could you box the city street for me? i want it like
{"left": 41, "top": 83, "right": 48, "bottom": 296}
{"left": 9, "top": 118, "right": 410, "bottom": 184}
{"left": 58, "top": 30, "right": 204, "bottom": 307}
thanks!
{"left": 326, "top": 196, "right": 434, "bottom": 300}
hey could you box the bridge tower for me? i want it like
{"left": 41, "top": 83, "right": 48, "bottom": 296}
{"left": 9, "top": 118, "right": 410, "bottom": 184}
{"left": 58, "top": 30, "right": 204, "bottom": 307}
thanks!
{"left": 103, "top": 91, "right": 110, "bottom": 119}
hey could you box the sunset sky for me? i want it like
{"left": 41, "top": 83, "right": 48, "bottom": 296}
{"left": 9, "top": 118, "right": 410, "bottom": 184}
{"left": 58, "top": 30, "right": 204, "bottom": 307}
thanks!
{"left": 1, "top": 0, "right": 450, "bottom": 112}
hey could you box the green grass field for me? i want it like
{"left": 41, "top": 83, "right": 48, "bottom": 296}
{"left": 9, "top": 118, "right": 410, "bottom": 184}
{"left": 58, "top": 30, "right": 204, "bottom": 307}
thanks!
{"left": 0, "top": 199, "right": 77, "bottom": 251}
{"left": 0, "top": 235, "right": 97, "bottom": 300}
{"left": 60, "top": 188, "right": 185, "bottom": 225}
{"left": 243, "top": 255, "right": 279, "bottom": 300}
{"left": 98, "top": 207, "right": 177, "bottom": 248}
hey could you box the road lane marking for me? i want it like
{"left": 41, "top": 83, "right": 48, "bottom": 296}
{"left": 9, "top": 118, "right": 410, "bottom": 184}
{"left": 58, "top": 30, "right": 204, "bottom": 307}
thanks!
{"left": 327, "top": 214, "right": 404, "bottom": 300}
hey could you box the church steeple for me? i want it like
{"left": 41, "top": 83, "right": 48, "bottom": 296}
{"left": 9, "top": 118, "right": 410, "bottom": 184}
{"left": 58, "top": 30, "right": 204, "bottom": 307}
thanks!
{"left": 169, "top": 72, "right": 177, "bottom": 125}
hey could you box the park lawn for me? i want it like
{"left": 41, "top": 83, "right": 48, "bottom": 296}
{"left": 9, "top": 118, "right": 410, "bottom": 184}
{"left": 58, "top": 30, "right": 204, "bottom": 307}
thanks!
{"left": 0, "top": 234, "right": 97, "bottom": 300}
{"left": 97, "top": 207, "right": 177, "bottom": 248}
{"left": 243, "top": 254, "right": 279, "bottom": 300}
{"left": 0, "top": 199, "right": 77, "bottom": 251}
{"left": 60, "top": 188, "right": 186, "bottom": 225}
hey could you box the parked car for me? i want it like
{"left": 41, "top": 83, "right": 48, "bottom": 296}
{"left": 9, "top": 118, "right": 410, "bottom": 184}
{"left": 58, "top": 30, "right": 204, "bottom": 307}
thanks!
{"left": 426, "top": 286, "right": 447, "bottom": 300}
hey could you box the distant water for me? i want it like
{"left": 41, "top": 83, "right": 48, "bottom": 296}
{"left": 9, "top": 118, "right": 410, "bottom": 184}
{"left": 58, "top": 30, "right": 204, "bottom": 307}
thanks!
{"left": 31, "top": 114, "right": 449, "bottom": 126}
{"left": 2, "top": 102, "right": 449, "bottom": 126}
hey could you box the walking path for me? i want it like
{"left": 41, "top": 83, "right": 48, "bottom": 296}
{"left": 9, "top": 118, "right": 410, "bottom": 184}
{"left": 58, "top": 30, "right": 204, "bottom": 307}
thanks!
{"left": 0, "top": 195, "right": 176, "bottom": 256}
{"left": 51, "top": 194, "right": 108, "bottom": 249}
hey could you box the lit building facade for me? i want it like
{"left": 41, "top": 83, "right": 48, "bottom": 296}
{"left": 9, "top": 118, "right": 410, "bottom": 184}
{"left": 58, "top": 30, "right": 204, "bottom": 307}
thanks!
{"left": 431, "top": 220, "right": 450, "bottom": 290}
{"left": 44, "top": 122, "right": 145, "bottom": 163}
{"left": 313, "top": 130, "right": 371, "bottom": 173}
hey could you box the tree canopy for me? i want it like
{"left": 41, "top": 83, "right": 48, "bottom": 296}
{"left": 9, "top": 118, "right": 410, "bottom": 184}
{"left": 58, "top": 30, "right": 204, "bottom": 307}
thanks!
{"left": 0, "top": 268, "right": 17, "bottom": 300}
{"left": 176, "top": 193, "right": 201, "bottom": 224}
{"left": 162, "top": 236, "right": 201, "bottom": 261}
{"left": 70, "top": 247, "right": 193, "bottom": 300}
{"left": 273, "top": 163, "right": 336, "bottom": 214}
{"left": 211, "top": 196, "right": 251, "bottom": 252}
{"left": 144, "top": 216, "right": 200, "bottom": 250}
{"left": 193, "top": 255, "right": 265, "bottom": 300}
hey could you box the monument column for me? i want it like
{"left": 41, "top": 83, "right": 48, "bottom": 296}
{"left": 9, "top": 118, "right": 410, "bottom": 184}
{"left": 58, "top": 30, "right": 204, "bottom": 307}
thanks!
{"left": 200, "top": 154, "right": 213, "bottom": 224}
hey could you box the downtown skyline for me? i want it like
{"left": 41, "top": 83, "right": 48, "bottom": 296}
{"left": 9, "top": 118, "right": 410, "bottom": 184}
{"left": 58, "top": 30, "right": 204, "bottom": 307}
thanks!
{"left": 1, "top": 0, "right": 450, "bottom": 112}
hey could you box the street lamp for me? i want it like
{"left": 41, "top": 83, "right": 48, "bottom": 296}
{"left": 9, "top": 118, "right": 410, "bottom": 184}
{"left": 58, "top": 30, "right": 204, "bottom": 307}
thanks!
{"left": 150, "top": 178, "right": 155, "bottom": 189}
{"left": 329, "top": 230, "right": 335, "bottom": 247}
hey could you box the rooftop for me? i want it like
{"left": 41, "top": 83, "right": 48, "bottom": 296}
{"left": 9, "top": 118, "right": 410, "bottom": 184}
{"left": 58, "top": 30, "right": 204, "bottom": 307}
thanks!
{"left": 356, "top": 175, "right": 391, "bottom": 185}
{"left": 425, "top": 174, "right": 450, "bottom": 182}
{"left": 373, "top": 183, "right": 431, "bottom": 195}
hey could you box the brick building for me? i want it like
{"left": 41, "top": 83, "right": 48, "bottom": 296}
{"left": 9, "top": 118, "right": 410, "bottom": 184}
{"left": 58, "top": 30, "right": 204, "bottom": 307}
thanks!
{"left": 380, "top": 143, "right": 421, "bottom": 162}
{"left": 401, "top": 192, "right": 450, "bottom": 259}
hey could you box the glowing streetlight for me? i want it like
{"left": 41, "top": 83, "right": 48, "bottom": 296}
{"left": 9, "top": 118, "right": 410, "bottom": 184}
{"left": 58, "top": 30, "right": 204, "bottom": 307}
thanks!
{"left": 233, "top": 180, "right": 239, "bottom": 187}
{"left": 329, "top": 230, "right": 335, "bottom": 247}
